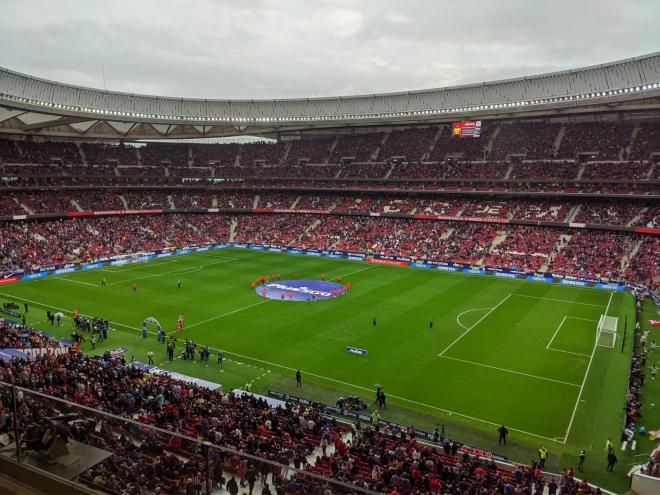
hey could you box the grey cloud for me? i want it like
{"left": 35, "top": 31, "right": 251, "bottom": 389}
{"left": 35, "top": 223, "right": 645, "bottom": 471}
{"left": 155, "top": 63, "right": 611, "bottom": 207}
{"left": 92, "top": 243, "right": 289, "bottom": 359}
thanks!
{"left": 1, "top": 0, "right": 658, "bottom": 99}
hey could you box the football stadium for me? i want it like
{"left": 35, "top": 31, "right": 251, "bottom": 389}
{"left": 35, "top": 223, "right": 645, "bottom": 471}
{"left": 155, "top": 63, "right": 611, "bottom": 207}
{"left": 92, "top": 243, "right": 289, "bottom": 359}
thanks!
{"left": 0, "top": 3, "right": 659, "bottom": 494}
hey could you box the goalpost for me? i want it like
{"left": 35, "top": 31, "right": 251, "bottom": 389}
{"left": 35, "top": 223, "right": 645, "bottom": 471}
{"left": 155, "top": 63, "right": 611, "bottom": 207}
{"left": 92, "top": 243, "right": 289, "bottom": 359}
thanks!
{"left": 597, "top": 315, "right": 619, "bottom": 348}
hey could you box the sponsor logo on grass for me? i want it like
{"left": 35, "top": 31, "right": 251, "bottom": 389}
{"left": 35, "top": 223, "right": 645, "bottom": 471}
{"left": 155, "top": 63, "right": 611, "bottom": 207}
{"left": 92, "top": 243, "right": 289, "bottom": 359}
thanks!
{"left": 345, "top": 346, "right": 368, "bottom": 355}
{"left": 256, "top": 279, "right": 346, "bottom": 301}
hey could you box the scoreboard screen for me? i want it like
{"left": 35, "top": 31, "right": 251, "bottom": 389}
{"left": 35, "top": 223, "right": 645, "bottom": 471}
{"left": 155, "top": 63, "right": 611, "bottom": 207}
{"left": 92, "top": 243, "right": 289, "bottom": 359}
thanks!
{"left": 452, "top": 120, "right": 482, "bottom": 138}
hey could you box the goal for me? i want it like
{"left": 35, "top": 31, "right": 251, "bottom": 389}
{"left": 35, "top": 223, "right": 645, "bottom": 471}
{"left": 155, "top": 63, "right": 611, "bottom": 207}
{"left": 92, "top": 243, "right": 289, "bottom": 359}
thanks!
{"left": 597, "top": 315, "right": 618, "bottom": 348}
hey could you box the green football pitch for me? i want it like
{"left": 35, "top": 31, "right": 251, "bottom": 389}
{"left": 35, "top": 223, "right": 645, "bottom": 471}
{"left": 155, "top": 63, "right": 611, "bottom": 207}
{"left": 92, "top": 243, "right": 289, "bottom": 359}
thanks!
{"left": 0, "top": 248, "right": 644, "bottom": 491}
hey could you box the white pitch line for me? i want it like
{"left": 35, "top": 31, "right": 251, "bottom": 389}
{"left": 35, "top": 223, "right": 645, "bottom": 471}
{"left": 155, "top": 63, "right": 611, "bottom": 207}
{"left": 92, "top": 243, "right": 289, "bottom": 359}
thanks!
{"left": 546, "top": 316, "right": 566, "bottom": 350}
{"left": 108, "top": 258, "right": 234, "bottom": 286}
{"left": 563, "top": 290, "right": 615, "bottom": 443}
{"left": 438, "top": 355, "right": 581, "bottom": 388}
{"left": 545, "top": 347, "right": 591, "bottom": 358}
{"left": 0, "top": 292, "right": 142, "bottom": 336}
{"left": 455, "top": 307, "right": 493, "bottom": 331}
{"left": 185, "top": 300, "right": 270, "bottom": 330}
{"left": 340, "top": 265, "right": 375, "bottom": 278}
{"left": 511, "top": 293, "right": 607, "bottom": 308}
{"left": 52, "top": 277, "right": 99, "bottom": 287}
{"left": 99, "top": 257, "right": 181, "bottom": 272}
{"left": 438, "top": 293, "right": 512, "bottom": 357}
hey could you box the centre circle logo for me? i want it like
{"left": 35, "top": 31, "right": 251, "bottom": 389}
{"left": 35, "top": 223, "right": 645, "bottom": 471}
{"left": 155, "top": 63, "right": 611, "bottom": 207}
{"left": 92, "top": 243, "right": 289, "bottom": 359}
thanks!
{"left": 255, "top": 279, "right": 346, "bottom": 301}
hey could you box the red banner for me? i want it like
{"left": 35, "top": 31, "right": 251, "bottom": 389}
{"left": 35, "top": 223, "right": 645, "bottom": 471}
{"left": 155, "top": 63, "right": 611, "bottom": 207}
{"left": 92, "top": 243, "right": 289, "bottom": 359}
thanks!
{"left": 0, "top": 277, "right": 18, "bottom": 285}
{"left": 365, "top": 257, "right": 408, "bottom": 267}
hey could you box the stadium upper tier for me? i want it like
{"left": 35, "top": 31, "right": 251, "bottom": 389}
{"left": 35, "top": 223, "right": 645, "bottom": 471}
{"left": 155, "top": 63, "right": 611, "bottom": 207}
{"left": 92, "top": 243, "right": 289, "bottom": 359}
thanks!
{"left": 0, "top": 53, "right": 659, "bottom": 139}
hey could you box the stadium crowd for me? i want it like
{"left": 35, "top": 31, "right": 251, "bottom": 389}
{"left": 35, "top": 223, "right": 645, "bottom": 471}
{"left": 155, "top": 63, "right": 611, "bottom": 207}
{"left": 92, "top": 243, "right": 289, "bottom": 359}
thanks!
{"left": 0, "top": 213, "right": 658, "bottom": 291}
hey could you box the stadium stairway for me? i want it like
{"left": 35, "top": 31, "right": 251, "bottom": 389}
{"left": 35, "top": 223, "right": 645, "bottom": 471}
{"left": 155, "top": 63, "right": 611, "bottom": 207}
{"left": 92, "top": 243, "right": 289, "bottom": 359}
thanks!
{"left": 76, "top": 142, "right": 87, "bottom": 166}
{"left": 627, "top": 207, "right": 649, "bottom": 227}
{"left": 229, "top": 218, "right": 238, "bottom": 242}
{"left": 488, "top": 230, "right": 509, "bottom": 253}
{"left": 552, "top": 124, "right": 566, "bottom": 156}
{"left": 620, "top": 238, "right": 643, "bottom": 272}
{"left": 565, "top": 204, "right": 582, "bottom": 222}
{"left": 484, "top": 124, "right": 501, "bottom": 158}
{"left": 623, "top": 124, "right": 641, "bottom": 160}
{"left": 70, "top": 199, "right": 83, "bottom": 212}
{"left": 540, "top": 233, "right": 571, "bottom": 272}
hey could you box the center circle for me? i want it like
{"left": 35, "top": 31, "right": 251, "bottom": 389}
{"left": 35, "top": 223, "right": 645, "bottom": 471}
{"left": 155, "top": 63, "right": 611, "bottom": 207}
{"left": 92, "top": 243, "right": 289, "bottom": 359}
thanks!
{"left": 255, "top": 279, "right": 347, "bottom": 301}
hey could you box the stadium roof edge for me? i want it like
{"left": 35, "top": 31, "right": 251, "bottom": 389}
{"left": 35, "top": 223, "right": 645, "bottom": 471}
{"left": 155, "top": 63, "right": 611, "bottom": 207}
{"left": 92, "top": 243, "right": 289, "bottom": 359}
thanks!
{"left": 0, "top": 52, "right": 659, "bottom": 140}
{"left": 1, "top": 51, "right": 659, "bottom": 103}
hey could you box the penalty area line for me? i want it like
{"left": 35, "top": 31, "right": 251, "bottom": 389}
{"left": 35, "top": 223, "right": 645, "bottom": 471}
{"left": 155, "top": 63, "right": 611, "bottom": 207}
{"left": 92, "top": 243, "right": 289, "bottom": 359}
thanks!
{"left": 562, "top": 290, "right": 615, "bottom": 444}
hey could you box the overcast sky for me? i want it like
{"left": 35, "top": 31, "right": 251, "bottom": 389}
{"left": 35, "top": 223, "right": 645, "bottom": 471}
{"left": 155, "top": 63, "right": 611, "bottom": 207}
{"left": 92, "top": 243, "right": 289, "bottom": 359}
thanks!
{"left": 2, "top": 0, "right": 659, "bottom": 100}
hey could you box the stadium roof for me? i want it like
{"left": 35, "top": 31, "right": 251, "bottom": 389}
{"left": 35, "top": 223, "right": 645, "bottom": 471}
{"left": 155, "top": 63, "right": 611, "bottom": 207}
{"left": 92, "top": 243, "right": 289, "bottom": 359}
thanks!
{"left": 0, "top": 52, "right": 659, "bottom": 140}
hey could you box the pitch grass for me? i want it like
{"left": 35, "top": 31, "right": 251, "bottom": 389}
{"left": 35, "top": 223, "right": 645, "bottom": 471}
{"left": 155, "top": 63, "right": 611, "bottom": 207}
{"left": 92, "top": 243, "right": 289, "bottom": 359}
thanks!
{"left": 0, "top": 248, "right": 641, "bottom": 492}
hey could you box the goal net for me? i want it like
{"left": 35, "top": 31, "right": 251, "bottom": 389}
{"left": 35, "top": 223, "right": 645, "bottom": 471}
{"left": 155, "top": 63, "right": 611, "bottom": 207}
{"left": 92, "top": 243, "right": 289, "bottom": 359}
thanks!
{"left": 597, "top": 315, "right": 618, "bottom": 348}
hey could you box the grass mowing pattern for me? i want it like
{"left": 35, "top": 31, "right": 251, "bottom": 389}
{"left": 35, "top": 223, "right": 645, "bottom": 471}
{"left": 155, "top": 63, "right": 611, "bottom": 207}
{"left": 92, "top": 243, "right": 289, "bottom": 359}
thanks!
{"left": 0, "top": 248, "right": 640, "bottom": 492}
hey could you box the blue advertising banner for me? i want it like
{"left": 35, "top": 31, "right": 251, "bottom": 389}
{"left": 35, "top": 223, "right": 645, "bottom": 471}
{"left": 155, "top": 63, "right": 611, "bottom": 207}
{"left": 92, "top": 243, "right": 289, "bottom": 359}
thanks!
{"left": 54, "top": 266, "right": 78, "bottom": 275}
{"left": 22, "top": 271, "right": 48, "bottom": 280}
{"left": 410, "top": 262, "right": 432, "bottom": 269}
{"left": 594, "top": 283, "right": 625, "bottom": 291}
{"left": 493, "top": 271, "right": 519, "bottom": 279}
{"left": 527, "top": 275, "right": 554, "bottom": 283}
{"left": 109, "top": 259, "right": 130, "bottom": 266}
{"left": 82, "top": 262, "right": 104, "bottom": 271}
{"left": 435, "top": 265, "right": 459, "bottom": 272}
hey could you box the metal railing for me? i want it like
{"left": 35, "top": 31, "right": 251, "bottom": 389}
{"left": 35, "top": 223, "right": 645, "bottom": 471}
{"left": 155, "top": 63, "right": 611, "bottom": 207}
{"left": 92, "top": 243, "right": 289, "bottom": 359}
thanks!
{"left": 0, "top": 381, "right": 379, "bottom": 494}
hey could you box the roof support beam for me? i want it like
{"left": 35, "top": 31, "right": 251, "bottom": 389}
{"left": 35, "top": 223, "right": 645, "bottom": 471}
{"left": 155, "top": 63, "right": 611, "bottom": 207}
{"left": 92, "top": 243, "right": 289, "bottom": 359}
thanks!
{"left": 21, "top": 116, "right": 91, "bottom": 132}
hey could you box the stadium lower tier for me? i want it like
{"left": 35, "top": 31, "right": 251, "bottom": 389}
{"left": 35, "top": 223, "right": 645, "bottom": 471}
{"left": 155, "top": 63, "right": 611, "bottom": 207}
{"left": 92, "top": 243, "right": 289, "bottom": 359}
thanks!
{"left": 1, "top": 213, "right": 657, "bottom": 291}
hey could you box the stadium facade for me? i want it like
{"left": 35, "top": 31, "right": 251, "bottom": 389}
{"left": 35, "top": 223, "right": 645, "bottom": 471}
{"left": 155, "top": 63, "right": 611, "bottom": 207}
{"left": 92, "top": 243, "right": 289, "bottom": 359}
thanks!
{"left": 0, "top": 52, "right": 658, "bottom": 139}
